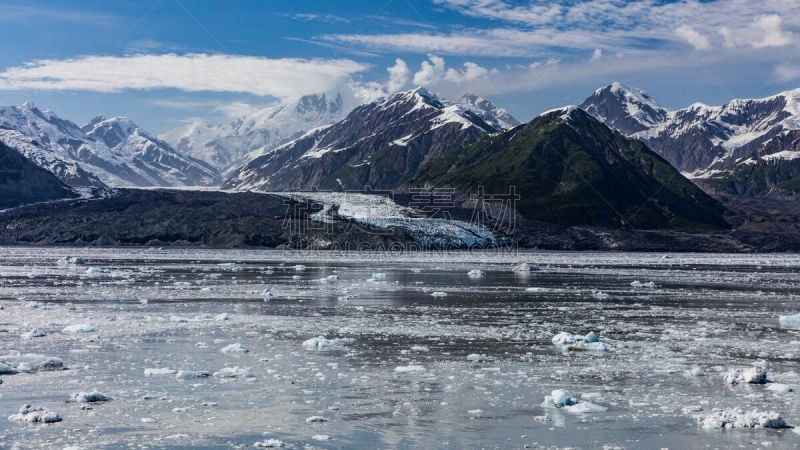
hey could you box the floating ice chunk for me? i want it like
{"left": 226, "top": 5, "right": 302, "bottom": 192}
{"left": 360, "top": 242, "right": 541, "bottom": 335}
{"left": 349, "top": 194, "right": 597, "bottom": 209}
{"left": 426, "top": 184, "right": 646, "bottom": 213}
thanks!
{"left": 512, "top": 263, "right": 539, "bottom": 273}
{"left": 371, "top": 272, "right": 387, "bottom": 280}
{"left": 591, "top": 289, "right": 610, "bottom": 300}
{"left": 467, "top": 269, "right": 484, "bottom": 277}
{"left": 525, "top": 287, "right": 548, "bottom": 293}
{"left": 566, "top": 402, "right": 608, "bottom": 414}
{"left": 144, "top": 368, "right": 177, "bottom": 376}
{"left": 68, "top": 391, "right": 112, "bottom": 403}
{"left": 57, "top": 256, "right": 85, "bottom": 265}
{"left": 542, "top": 389, "right": 607, "bottom": 414}
{"left": 630, "top": 280, "right": 655, "bottom": 288}
{"left": 466, "top": 353, "right": 487, "bottom": 362}
{"left": 85, "top": 267, "right": 111, "bottom": 276}
{"left": 0, "top": 362, "right": 17, "bottom": 375}
{"left": 697, "top": 408, "right": 791, "bottom": 429}
{"left": 176, "top": 370, "right": 210, "bottom": 380}
{"left": 141, "top": 417, "right": 157, "bottom": 423}
{"left": 62, "top": 324, "right": 96, "bottom": 334}
{"left": 779, "top": 313, "right": 800, "bottom": 328}
{"left": 410, "top": 268, "right": 423, "bottom": 273}
{"left": 410, "top": 345, "right": 429, "bottom": 352}
{"left": 724, "top": 367, "right": 768, "bottom": 384}
{"left": 430, "top": 291, "right": 447, "bottom": 298}
{"left": 254, "top": 439, "right": 284, "bottom": 448}
{"left": 291, "top": 275, "right": 302, "bottom": 280}
{"left": 303, "top": 336, "right": 334, "bottom": 349}
{"left": 766, "top": 383, "right": 793, "bottom": 393}
{"left": 169, "top": 316, "right": 191, "bottom": 323}
{"left": 213, "top": 366, "right": 254, "bottom": 378}
{"left": 551, "top": 331, "right": 607, "bottom": 352}
{"left": 217, "top": 263, "right": 241, "bottom": 272}
{"left": 319, "top": 275, "right": 338, "bottom": 283}
{"left": 583, "top": 331, "right": 599, "bottom": 343}
{"left": 221, "top": 343, "right": 249, "bottom": 354}
{"left": 395, "top": 365, "right": 426, "bottom": 373}
{"left": 294, "top": 265, "right": 307, "bottom": 271}
{"left": 305, "top": 416, "right": 329, "bottom": 423}
{"left": 688, "top": 367, "right": 705, "bottom": 377}
{"left": 467, "top": 409, "right": 484, "bottom": 416}
{"left": 312, "top": 434, "right": 330, "bottom": 441}
{"left": 0, "top": 354, "right": 63, "bottom": 373}
{"left": 21, "top": 329, "right": 46, "bottom": 339}
{"left": 8, "top": 404, "right": 61, "bottom": 424}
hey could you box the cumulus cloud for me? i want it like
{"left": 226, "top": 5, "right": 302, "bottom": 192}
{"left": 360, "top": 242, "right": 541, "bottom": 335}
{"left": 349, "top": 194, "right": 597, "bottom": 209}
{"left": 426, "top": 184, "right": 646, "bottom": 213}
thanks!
{"left": 674, "top": 26, "right": 712, "bottom": 50}
{"left": 386, "top": 58, "right": 410, "bottom": 93}
{"left": 750, "top": 15, "right": 793, "bottom": 48}
{"left": 0, "top": 53, "right": 368, "bottom": 99}
{"left": 412, "top": 55, "right": 447, "bottom": 86}
{"left": 590, "top": 48, "right": 603, "bottom": 62}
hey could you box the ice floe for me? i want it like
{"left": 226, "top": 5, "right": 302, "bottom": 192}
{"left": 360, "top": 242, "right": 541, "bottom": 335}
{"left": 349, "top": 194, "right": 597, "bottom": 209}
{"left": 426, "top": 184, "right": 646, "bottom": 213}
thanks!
{"left": 630, "top": 280, "right": 656, "bottom": 288}
{"left": 253, "top": 439, "right": 285, "bottom": 448}
{"left": 542, "top": 389, "right": 608, "bottom": 414}
{"left": 175, "top": 370, "right": 210, "bottom": 380}
{"left": 0, "top": 354, "right": 64, "bottom": 373}
{"left": 68, "top": 391, "right": 112, "bottom": 403}
{"left": 57, "top": 256, "right": 85, "bottom": 265}
{"left": 213, "top": 366, "right": 254, "bottom": 378}
{"left": 430, "top": 291, "right": 447, "bottom": 298}
{"left": 395, "top": 365, "right": 426, "bottom": 373}
{"left": 551, "top": 331, "right": 608, "bottom": 352}
{"left": 21, "top": 329, "right": 46, "bottom": 338}
{"left": 512, "top": 263, "right": 539, "bottom": 273}
{"left": 724, "top": 367, "right": 768, "bottom": 385}
{"left": 779, "top": 313, "right": 800, "bottom": 328}
{"left": 144, "top": 368, "right": 177, "bottom": 376}
{"left": 302, "top": 336, "right": 334, "bottom": 349}
{"left": 8, "top": 404, "right": 62, "bottom": 424}
{"left": 305, "top": 416, "right": 329, "bottom": 423}
{"left": 221, "top": 343, "right": 249, "bottom": 354}
{"left": 62, "top": 324, "right": 96, "bottom": 334}
{"left": 467, "top": 269, "right": 485, "bottom": 277}
{"left": 696, "top": 408, "right": 792, "bottom": 429}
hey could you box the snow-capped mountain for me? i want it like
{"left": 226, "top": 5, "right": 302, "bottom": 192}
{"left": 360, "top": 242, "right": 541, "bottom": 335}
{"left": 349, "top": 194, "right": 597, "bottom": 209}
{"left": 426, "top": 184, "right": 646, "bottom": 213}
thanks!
{"left": 581, "top": 83, "right": 800, "bottom": 176}
{"left": 160, "top": 90, "right": 364, "bottom": 174}
{"left": 0, "top": 140, "right": 77, "bottom": 208}
{"left": 82, "top": 116, "right": 221, "bottom": 186}
{"left": 0, "top": 103, "right": 221, "bottom": 188}
{"left": 224, "top": 87, "right": 514, "bottom": 192}
{"left": 459, "top": 94, "right": 522, "bottom": 130}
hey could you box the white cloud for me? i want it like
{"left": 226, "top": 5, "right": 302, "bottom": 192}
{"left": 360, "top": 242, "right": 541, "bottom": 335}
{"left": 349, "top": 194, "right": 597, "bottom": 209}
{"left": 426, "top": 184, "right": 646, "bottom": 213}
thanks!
{"left": 412, "top": 55, "right": 447, "bottom": 86}
{"left": 674, "top": 26, "right": 712, "bottom": 50}
{"left": 750, "top": 15, "right": 793, "bottom": 48}
{"left": 590, "top": 48, "right": 603, "bottom": 62}
{"left": 0, "top": 53, "right": 368, "bottom": 99}
{"left": 386, "top": 58, "right": 410, "bottom": 93}
{"left": 774, "top": 64, "right": 800, "bottom": 82}
{"left": 325, "top": 1, "right": 800, "bottom": 58}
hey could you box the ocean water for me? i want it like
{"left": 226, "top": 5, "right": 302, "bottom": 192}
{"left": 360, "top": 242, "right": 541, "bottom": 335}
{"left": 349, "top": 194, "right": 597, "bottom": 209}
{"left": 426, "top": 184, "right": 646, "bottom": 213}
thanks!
{"left": 0, "top": 247, "right": 798, "bottom": 449}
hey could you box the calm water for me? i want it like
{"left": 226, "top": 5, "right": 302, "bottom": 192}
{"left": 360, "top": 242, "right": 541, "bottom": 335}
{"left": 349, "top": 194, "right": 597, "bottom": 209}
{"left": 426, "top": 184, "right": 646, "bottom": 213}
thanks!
{"left": 0, "top": 247, "right": 798, "bottom": 449}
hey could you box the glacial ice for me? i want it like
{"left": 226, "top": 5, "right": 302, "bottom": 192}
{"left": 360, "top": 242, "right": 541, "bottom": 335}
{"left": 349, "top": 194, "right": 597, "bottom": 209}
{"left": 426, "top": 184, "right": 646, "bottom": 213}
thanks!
{"left": 0, "top": 354, "right": 64, "bottom": 373}
{"left": 302, "top": 336, "right": 335, "bottom": 349}
{"left": 697, "top": 408, "right": 792, "bottom": 429}
{"left": 68, "top": 391, "right": 112, "bottom": 403}
{"left": 221, "top": 343, "right": 249, "bottom": 354}
{"left": 542, "top": 389, "right": 608, "bottom": 414}
{"left": 213, "top": 366, "right": 254, "bottom": 378}
{"left": 8, "top": 404, "right": 62, "bottom": 424}
{"left": 723, "top": 367, "right": 768, "bottom": 384}
{"left": 551, "top": 331, "right": 608, "bottom": 352}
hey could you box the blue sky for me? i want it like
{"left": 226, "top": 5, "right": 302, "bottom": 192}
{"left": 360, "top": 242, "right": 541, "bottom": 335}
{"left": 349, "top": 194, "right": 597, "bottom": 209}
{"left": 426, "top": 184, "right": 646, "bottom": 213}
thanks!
{"left": 1, "top": 0, "right": 800, "bottom": 133}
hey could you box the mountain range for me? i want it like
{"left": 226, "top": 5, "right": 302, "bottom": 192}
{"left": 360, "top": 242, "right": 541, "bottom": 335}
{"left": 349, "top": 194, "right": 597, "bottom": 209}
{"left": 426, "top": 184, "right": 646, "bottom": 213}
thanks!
{"left": 2, "top": 82, "right": 800, "bottom": 242}
{"left": 0, "top": 103, "right": 220, "bottom": 188}
{"left": 581, "top": 83, "right": 800, "bottom": 195}
{"left": 0, "top": 140, "right": 76, "bottom": 208}
{"left": 159, "top": 90, "right": 366, "bottom": 175}
{"left": 223, "top": 87, "right": 516, "bottom": 191}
